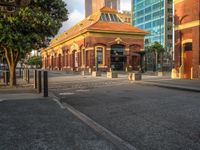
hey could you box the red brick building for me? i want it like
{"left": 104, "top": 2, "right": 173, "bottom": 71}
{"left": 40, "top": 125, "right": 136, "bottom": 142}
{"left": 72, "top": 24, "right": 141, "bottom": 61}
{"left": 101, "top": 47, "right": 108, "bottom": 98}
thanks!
{"left": 41, "top": 7, "right": 147, "bottom": 72}
{"left": 172, "top": 0, "right": 200, "bottom": 79}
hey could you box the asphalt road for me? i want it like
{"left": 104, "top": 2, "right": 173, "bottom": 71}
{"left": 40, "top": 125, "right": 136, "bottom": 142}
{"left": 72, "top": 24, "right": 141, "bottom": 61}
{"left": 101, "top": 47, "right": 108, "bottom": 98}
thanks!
{"left": 61, "top": 84, "right": 200, "bottom": 150}
{"left": 0, "top": 99, "right": 118, "bottom": 150}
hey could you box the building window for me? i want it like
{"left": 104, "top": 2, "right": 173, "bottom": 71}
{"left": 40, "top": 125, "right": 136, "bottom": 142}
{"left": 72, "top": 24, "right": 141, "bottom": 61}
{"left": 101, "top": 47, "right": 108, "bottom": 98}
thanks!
{"left": 184, "top": 43, "right": 192, "bottom": 51}
{"left": 100, "top": 13, "right": 122, "bottom": 22}
{"left": 95, "top": 47, "right": 104, "bottom": 65}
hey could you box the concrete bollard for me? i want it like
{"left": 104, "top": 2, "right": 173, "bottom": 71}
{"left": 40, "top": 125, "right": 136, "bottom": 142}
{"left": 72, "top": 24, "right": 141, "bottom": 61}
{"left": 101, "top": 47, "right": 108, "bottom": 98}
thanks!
{"left": 107, "top": 71, "right": 118, "bottom": 78}
{"left": 23, "top": 69, "right": 27, "bottom": 81}
{"left": 92, "top": 71, "right": 101, "bottom": 77}
{"left": 34, "top": 70, "right": 37, "bottom": 89}
{"left": 128, "top": 73, "right": 142, "bottom": 81}
{"left": 37, "top": 70, "right": 42, "bottom": 93}
{"left": 43, "top": 71, "right": 48, "bottom": 97}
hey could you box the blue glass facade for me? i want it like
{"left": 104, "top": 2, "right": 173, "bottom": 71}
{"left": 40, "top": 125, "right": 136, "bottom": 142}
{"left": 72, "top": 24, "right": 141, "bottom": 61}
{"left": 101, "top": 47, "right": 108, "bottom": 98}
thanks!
{"left": 132, "top": 0, "right": 173, "bottom": 47}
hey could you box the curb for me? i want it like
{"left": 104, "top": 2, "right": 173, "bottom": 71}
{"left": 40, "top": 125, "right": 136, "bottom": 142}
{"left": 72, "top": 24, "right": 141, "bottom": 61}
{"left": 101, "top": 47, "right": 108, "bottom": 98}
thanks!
{"left": 135, "top": 81, "right": 200, "bottom": 93}
{"left": 50, "top": 92, "right": 138, "bottom": 150}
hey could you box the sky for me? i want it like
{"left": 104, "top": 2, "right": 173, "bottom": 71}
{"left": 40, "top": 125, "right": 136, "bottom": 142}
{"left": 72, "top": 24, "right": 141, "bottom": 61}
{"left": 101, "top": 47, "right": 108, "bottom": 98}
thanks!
{"left": 59, "top": 0, "right": 131, "bottom": 34}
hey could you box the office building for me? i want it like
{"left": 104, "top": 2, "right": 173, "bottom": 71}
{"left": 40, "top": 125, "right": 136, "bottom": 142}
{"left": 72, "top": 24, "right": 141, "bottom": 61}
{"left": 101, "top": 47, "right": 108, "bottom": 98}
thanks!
{"left": 132, "top": 0, "right": 173, "bottom": 48}
{"left": 85, "top": 0, "right": 120, "bottom": 17}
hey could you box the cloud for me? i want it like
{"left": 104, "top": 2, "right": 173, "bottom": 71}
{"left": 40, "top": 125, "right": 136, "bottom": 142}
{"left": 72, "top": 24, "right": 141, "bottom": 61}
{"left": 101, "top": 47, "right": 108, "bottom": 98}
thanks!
{"left": 120, "top": 0, "right": 131, "bottom": 11}
{"left": 58, "top": 9, "right": 84, "bottom": 34}
{"left": 58, "top": 0, "right": 85, "bottom": 34}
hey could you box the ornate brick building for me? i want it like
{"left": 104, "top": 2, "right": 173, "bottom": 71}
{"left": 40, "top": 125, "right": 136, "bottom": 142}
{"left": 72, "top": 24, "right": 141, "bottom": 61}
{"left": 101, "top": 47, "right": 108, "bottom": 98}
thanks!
{"left": 41, "top": 7, "right": 147, "bottom": 72}
{"left": 172, "top": 0, "right": 200, "bottom": 79}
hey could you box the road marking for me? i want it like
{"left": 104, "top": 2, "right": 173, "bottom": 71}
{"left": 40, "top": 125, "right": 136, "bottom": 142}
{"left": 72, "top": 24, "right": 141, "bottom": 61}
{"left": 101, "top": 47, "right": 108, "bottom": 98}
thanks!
{"left": 59, "top": 92, "right": 75, "bottom": 96}
{"left": 76, "top": 89, "right": 90, "bottom": 92}
{"left": 52, "top": 98, "right": 65, "bottom": 109}
{"left": 0, "top": 99, "right": 4, "bottom": 102}
{"left": 51, "top": 92, "right": 138, "bottom": 150}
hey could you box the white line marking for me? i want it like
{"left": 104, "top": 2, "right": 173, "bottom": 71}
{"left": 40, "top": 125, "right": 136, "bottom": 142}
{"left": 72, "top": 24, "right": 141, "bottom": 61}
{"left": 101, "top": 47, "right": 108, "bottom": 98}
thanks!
{"left": 0, "top": 99, "right": 5, "bottom": 102}
{"left": 59, "top": 92, "right": 75, "bottom": 96}
{"left": 52, "top": 98, "right": 65, "bottom": 109}
{"left": 76, "top": 89, "right": 90, "bottom": 92}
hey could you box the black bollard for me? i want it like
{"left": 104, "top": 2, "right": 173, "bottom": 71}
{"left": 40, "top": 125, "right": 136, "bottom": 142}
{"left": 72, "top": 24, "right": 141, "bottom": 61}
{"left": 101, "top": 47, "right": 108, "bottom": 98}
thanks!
{"left": 3, "top": 72, "right": 5, "bottom": 83}
{"left": 43, "top": 71, "right": 48, "bottom": 97}
{"left": 19, "top": 68, "right": 22, "bottom": 78}
{"left": 37, "top": 71, "right": 42, "bottom": 93}
{"left": 5, "top": 71, "right": 9, "bottom": 85}
{"left": 34, "top": 70, "right": 37, "bottom": 89}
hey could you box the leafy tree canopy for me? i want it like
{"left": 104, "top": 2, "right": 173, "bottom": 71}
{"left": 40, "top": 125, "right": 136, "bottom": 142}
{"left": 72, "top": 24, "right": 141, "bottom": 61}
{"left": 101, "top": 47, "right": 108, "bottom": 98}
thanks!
{"left": 27, "top": 56, "right": 42, "bottom": 66}
{"left": 146, "top": 42, "right": 165, "bottom": 54}
{"left": 0, "top": 0, "right": 68, "bottom": 86}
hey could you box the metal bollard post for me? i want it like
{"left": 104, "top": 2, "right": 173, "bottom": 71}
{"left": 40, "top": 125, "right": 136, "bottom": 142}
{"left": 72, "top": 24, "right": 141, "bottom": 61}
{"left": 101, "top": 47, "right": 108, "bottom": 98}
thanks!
{"left": 19, "top": 68, "right": 22, "bottom": 78}
{"left": 5, "top": 71, "right": 9, "bottom": 85}
{"left": 43, "top": 71, "right": 48, "bottom": 97}
{"left": 34, "top": 70, "right": 37, "bottom": 89}
{"left": 3, "top": 72, "right": 5, "bottom": 83}
{"left": 25, "top": 69, "right": 28, "bottom": 81}
{"left": 37, "top": 70, "right": 42, "bottom": 93}
{"left": 27, "top": 69, "right": 30, "bottom": 83}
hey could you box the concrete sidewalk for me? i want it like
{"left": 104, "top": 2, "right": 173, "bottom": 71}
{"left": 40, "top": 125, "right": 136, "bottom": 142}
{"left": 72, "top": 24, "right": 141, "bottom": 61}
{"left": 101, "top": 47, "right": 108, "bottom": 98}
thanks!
{"left": 0, "top": 92, "right": 118, "bottom": 150}
{"left": 137, "top": 78, "right": 200, "bottom": 92}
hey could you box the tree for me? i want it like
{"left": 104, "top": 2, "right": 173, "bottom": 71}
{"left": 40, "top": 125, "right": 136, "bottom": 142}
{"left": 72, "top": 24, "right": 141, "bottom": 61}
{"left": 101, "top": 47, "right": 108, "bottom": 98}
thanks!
{"left": 146, "top": 42, "right": 165, "bottom": 72}
{"left": 27, "top": 56, "right": 42, "bottom": 67}
{"left": 0, "top": 0, "right": 68, "bottom": 86}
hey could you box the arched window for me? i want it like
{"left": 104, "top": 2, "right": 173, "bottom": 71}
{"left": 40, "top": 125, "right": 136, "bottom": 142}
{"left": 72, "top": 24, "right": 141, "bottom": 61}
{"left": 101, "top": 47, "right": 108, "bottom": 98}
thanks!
{"left": 111, "top": 44, "right": 125, "bottom": 55}
{"left": 95, "top": 47, "right": 104, "bottom": 65}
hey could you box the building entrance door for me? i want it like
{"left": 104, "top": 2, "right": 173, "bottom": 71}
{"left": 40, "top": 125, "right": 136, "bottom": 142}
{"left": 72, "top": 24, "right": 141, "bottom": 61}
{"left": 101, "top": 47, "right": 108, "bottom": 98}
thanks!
{"left": 183, "top": 42, "right": 192, "bottom": 79}
{"left": 111, "top": 44, "right": 125, "bottom": 70}
{"left": 132, "top": 55, "right": 140, "bottom": 70}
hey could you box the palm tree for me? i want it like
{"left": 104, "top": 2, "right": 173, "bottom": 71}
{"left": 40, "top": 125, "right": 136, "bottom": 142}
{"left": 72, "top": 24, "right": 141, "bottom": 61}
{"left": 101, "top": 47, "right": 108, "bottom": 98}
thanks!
{"left": 146, "top": 42, "right": 165, "bottom": 72}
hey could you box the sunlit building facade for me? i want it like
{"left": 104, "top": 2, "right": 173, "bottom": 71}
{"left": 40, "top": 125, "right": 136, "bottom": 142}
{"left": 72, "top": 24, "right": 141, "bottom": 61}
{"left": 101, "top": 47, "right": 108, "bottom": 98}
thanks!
{"left": 42, "top": 7, "right": 147, "bottom": 72}
{"left": 172, "top": 0, "right": 200, "bottom": 79}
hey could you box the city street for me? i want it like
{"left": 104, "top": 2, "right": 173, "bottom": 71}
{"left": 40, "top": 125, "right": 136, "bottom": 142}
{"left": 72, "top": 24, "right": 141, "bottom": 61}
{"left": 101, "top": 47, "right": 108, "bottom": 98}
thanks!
{"left": 47, "top": 71, "right": 200, "bottom": 150}
{"left": 1, "top": 0, "right": 200, "bottom": 149}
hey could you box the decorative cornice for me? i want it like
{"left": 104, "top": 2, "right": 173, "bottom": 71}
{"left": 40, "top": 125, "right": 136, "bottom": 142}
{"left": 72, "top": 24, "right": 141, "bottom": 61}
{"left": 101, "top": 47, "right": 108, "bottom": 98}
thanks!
{"left": 175, "top": 20, "right": 200, "bottom": 31}
{"left": 174, "top": 0, "right": 184, "bottom": 5}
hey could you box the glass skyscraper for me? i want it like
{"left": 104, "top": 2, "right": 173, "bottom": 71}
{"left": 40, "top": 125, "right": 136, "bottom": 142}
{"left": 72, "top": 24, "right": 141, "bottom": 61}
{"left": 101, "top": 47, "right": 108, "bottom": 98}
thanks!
{"left": 132, "top": 0, "right": 173, "bottom": 48}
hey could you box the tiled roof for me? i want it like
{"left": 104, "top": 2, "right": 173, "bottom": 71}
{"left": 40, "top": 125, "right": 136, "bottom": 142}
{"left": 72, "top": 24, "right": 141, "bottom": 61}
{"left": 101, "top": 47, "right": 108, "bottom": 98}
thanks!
{"left": 89, "top": 21, "right": 147, "bottom": 33}
{"left": 50, "top": 6, "right": 148, "bottom": 47}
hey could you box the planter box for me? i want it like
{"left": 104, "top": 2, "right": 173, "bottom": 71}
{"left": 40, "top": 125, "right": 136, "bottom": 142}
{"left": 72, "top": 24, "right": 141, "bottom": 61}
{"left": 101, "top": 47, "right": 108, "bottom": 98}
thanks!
{"left": 128, "top": 73, "right": 142, "bottom": 81}
{"left": 107, "top": 72, "right": 118, "bottom": 78}
{"left": 92, "top": 71, "right": 101, "bottom": 77}
{"left": 81, "top": 70, "right": 91, "bottom": 76}
{"left": 158, "top": 71, "right": 164, "bottom": 77}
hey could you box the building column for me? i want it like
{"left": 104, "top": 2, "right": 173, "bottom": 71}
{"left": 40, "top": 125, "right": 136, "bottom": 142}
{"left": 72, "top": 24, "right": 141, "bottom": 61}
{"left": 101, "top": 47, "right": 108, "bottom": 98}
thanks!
{"left": 106, "top": 47, "right": 111, "bottom": 69}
